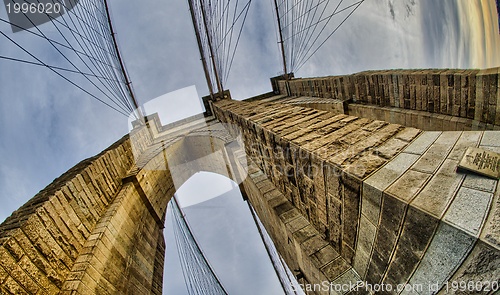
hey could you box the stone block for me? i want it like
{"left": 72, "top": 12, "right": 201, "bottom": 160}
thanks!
{"left": 4, "top": 237, "right": 24, "bottom": 262}
{"left": 365, "top": 249, "right": 388, "bottom": 285}
{"left": 342, "top": 186, "right": 360, "bottom": 249}
{"left": 280, "top": 207, "right": 301, "bottom": 223}
{"left": 286, "top": 216, "right": 310, "bottom": 233}
{"left": 411, "top": 131, "right": 461, "bottom": 174}
{"left": 328, "top": 196, "right": 343, "bottom": 251}
{"left": 444, "top": 187, "right": 493, "bottom": 236}
{"left": 447, "top": 131, "right": 482, "bottom": 161}
{"left": 411, "top": 159, "right": 465, "bottom": 218}
{"left": 403, "top": 222, "right": 476, "bottom": 295}
{"left": 462, "top": 174, "right": 497, "bottom": 193}
{"left": 479, "top": 179, "right": 500, "bottom": 249}
{"left": 386, "top": 169, "right": 432, "bottom": 203}
{"left": 3, "top": 276, "right": 31, "bottom": 295}
{"left": 374, "top": 195, "right": 406, "bottom": 258}
{"left": 275, "top": 202, "right": 295, "bottom": 218}
{"left": 403, "top": 131, "right": 441, "bottom": 155}
{"left": 12, "top": 231, "right": 60, "bottom": 287}
{"left": 0, "top": 247, "right": 40, "bottom": 294}
{"left": 302, "top": 235, "right": 330, "bottom": 256}
{"left": 341, "top": 242, "right": 355, "bottom": 265}
{"left": 375, "top": 138, "right": 410, "bottom": 159}
{"left": 361, "top": 183, "right": 382, "bottom": 225}
{"left": 352, "top": 248, "right": 371, "bottom": 281}
{"left": 346, "top": 153, "right": 387, "bottom": 179}
{"left": 321, "top": 256, "right": 351, "bottom": 281}
{"left": 364, "top": 152, "right": 420, "bottom": 192}
{"left": 331, "top": 269, "right": 361, "bottom": 295}
{"left": 383, "top": 206, "right": 439, "bottom": 287}
{"left": 325, "top": 163, "right": 342, "bottom": 199}
{"left": 481, "top": 130, "right": 500, "bottom": 147}
{"left": 444, "top": 240, "right": 500, "bottom": 292}
{"left": 312, "top": 245, "right": 341, "bottom": 268}
{"left": 292, "top": 225, "right": 318, "bottom": 244}
{"left": 353, "top": 216, "right": 377, "bottom": 275}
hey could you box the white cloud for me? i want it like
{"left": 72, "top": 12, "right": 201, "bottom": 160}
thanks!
{"left": 176, "top": 172, "right": 236, "bottom": 208}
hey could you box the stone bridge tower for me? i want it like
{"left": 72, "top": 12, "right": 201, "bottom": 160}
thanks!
{"left": 0, "top": 68, "right": 499, "bottom": 294}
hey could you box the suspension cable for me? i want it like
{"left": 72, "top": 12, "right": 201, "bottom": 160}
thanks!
{"left": 170, "top": 196, "right": 229, "bottom": 295}
{"left": 272, "top": 0, "right": 365, "bottom": 73}
{"left": 0, "top": 0, "right": 140, "bottom": 118}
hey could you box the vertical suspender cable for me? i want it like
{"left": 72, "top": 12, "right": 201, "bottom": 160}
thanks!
{"left": 103, "top": 0, "right": 144, "bottom": 121}
{"left": 171, "top": 196, "right": 229, "bottom": 294}
{"left": 246, "top": 201, "right": 299, "bottom": 295}
{"left": 274, "top": 0, "right": 288, "bottom": 78}
{"left": 188, "top": 0, "right": 215, "bottom": 96}
{"left": 199, "top": 0, "right": 224, "bottom": 93}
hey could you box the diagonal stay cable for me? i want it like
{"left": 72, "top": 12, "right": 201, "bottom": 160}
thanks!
{"left": 34, "top": 0, "right": 129, "bottom": 106}
{"left": 292, "top": 0, "right": 334, "bottom": 71}
{"left": 0, "top": 55, "right": 120, "bottom": 81}
{"left": 295, "top": 0, "right": 364, "bottom": 71}
{"left": 0, "top": 30, "right": 130, "bottom": 116}
{"left": 0, "top": 17, "right": 119, "bottom": 69}
{"left": 283, "top": 0, "right": 364, "bottom": 42}
{"left": 224, "top": 0, "right": 251, "bottom": 83}
{"left": 291, "top": 0, "right": 339, "bottom": 69}
{"left": 66, "top": 0, "right": 132, "bottom": 109}
{"left": 7, "top": 0, "right": 132, "bottom": 112}
{"left": 170, "top": 197, "right": 228, "bottom": 295}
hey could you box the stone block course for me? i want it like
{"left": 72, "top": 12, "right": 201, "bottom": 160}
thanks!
{"left": 283, "top": 68, "right": 500, "bottom": 132}
{"left": 259, "top": 71, "right": 500, "bottom": 294}
{"left": 214, "top": 97, "right": 426, "bottom": 293}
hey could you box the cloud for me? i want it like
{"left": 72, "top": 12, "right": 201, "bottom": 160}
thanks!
{"left": 388, "top": 2, "right": 396, "bottom": 20}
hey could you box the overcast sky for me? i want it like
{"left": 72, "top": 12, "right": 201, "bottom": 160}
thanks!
{"left": 165, "top": 172, "right": 286, "bottom": 295}
{"left": 0, "top": 0, "right": 499, "bottom": 293}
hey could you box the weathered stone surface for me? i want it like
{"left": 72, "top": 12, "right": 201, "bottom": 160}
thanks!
{"left": 383, "top": 206, "right": 439, "bottom": 288}
{"left": 482, "top": 130, "right": 500, "bottom": 147}
{"left": 331, "top": 269, "right": 361, "bottom": 295}
{"left": 444, "top": 187, "right": 493, "bottom": 236}
{"left": 442, "top": 241, "right": 500, "bottom": 294}
{"left": 403, "top": 131, "right": 441, "bottom": 155}
{"left": 412, "top": 159, "right": 466, "bottom": 218}
{"left": 352, "top": 216, "right": 376, "bottom": 279}
{"left": 312, "top": 246, "right": 340, "bottom": 268}
{"left": 364, "top": 152, "right": 420, "bottom": 192}
{"left": 293, "top": 225, "right": 319, "bottom": 244}
{"left": 321, "top": 257, "right": 351, "bottom": 281}
{"left": 402, "top": 223, "right": 476, "bottom": 295}
{"left": 412, "top": 131, "right": 461, "bottom": 174}
{"left": 386, "top": 169, "right": 432, "bottom": 202}
{"left": 462, "top": 173, "right": 497, "bottom": 193}
{"left": 447, "top": 131, "right": 482, "bottom": 161}
{"left": 374, "top": 137, "right": 409, "bottom": 159}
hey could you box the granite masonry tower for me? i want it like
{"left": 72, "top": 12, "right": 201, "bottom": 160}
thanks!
{"left": 0, "top": 68, "right": 499, "bottom": 294}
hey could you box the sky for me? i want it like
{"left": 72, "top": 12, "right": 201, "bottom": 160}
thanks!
{"left": 0, "top": 0, "right": 499, "bottom": 293}
{"left": 164, "top": 172, "right": 286, "bottom": 295}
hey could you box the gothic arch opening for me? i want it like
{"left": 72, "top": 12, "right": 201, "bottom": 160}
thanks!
{"left": 63, "top": 116, "right": 255, "bottom": 294}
